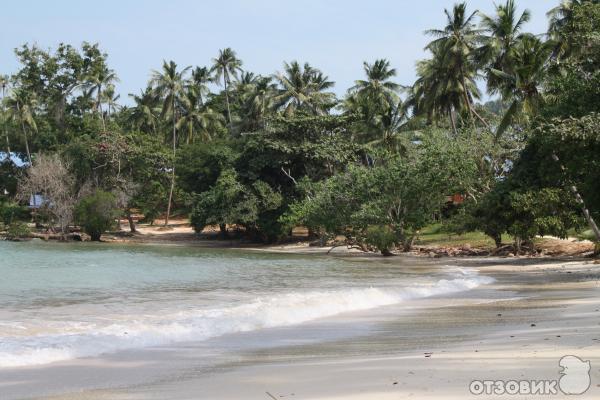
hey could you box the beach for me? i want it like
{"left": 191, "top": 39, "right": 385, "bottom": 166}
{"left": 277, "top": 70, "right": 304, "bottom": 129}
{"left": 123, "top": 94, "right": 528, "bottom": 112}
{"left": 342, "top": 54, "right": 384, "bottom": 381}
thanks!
{"left": 0, "top": 242, "right": 598, "bottom": 400}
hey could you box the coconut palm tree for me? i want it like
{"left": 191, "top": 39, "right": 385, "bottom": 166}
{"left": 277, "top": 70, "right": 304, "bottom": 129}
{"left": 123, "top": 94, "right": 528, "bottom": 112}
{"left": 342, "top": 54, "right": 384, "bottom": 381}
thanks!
{"left": 211, "top": 48, "right": 243, "bottom": 124}
{"left": 406, "top": 42, "right": 481, "bottom": 135}
{"left": 425, "top": 3, "right": 489, "bottom": 127}
{"left": 349, "top": 59, "right": 400, "bottom": 111}
{"left": 85, "top": 67, "right": 119, "bottom": 130}
{"left": 102, "top": 84, "right": 121, "bottom": 118}
{"left": 233, "top": 75, "right": 277, "bottom": 132}
{"left": 490, "top": 35, "right": 553, "bottom": 138}
{"left": 150, "top": 60, "right": 190, "bottom": 226}
{"left": 6, "top": 88, "right": 36, "bottom": 166}
{"left": 190, "top": 66, "right": 213, "bottom": 106}
{"left": 547, "top": 0, "right": 599, "bottom": 60}
{"left": 478, "top": 0, "right": 531, "bottom": 94}
{"left": 274, "top": 61, "right": 336, "bottom": 116}
{"left": 128, "top": 87, "right": 159, "bottom": 134}
{"left": 176, "top": 88, "right": 225, "bottom": 144}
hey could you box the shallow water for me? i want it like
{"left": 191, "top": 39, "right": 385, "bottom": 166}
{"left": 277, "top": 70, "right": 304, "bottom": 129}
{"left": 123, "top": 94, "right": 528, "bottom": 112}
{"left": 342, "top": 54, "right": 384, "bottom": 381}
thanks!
{"left": 0, "top": 240, "right": 492, "bottom": 367}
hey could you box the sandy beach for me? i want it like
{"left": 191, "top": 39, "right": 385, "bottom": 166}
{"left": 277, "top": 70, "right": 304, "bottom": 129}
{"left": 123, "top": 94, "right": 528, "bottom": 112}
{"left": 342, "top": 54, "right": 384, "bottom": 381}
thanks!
{"left": 0, "top": 255, "right": 598, "bottom": 400}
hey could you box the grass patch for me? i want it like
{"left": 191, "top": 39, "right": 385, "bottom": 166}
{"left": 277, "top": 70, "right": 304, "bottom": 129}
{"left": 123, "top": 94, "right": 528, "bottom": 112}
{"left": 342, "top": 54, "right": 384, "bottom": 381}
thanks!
{"left": 414, "top": 223, "right": 510, "bottom": 248}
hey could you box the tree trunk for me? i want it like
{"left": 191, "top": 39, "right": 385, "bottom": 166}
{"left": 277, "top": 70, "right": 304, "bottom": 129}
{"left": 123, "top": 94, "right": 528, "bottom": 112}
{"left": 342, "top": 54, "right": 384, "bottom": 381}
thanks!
{"left": 223, "top": 71, "right": 232, "bottom": 124}
{"left": 492, "top": 233, "right": 502, "bottom": 248}
{"left": 449, "top": 107, "right": 458, "bottom": 136}
{"left": 165, "top": 96, "right": 176, "bottom": 226}
{"left": 127, "top": 210, "right": 137, "bottom": 233}
{"left": 219, "top": 223, "right": 228, "bottom": 239}
{"left": 2, "top": 87, "right": 10, "bottom": 160}
{"left": 551, "top": 154, "right": 600, "bottom": 242}
{"left": 98, "top": 85, "right": 106, "bottom": 132}
{"left": 90, "top": 232, "right": 102, "bottom": 241}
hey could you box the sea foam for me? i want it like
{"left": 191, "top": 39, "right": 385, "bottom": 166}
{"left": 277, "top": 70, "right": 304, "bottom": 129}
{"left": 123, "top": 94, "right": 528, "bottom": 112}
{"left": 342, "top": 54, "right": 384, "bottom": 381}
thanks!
{"left": 0, "top": 270, "right": 492, "bottom": 368}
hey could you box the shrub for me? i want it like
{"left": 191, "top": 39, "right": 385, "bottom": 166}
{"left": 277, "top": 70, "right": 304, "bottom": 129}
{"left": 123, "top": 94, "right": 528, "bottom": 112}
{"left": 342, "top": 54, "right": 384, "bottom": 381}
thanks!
{"left": 365, "top": 225, "right": 398, "bottom": 256}
{"left": 6, "top": 222, "right": 30, "bottom": 240}
{"left": 0, "top": 201, "right": 30, "bottom": 225}
{"left": 75, "top": 190, "right": 118, "bottom": 241}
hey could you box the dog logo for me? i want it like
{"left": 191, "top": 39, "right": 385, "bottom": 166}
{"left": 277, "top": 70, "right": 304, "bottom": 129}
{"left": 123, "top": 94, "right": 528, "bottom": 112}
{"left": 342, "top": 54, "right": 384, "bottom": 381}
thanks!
{"left": 558, "top": 355, "right": 591, "bottom": 395}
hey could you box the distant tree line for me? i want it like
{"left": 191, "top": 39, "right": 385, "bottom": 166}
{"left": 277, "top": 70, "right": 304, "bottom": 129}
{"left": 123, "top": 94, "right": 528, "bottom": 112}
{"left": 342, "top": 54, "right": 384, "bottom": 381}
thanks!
{"left": 0, "top": 0, "right": 598, "bottom": 251}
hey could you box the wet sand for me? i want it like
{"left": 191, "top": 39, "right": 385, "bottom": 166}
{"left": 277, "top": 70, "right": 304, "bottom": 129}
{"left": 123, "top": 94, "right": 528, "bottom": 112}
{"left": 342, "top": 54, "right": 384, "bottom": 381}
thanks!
{"left": 2, "top": 258, "right": 599, "bottom": 400}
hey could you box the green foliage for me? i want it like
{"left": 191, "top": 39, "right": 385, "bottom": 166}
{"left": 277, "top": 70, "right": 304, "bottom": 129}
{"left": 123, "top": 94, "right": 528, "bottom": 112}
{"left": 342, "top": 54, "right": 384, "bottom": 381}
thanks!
{"left": 74, "top": 190, "right": 118, "bottom": 241}
{"left": 365, "top": 225, "right": 398, "bottom": 255}
{"left": 190, "top": 169, "right": 283, "bottom": 242}
{"left": 0, "top": 200, "right": 29, "bottom": 225}
{"left": 6, "top": 222, "right": 30, "bottom": 239}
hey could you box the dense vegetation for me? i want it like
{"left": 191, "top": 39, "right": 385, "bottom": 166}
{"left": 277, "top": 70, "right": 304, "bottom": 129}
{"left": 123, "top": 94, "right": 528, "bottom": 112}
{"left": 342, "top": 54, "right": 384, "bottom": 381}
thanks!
{"left": 0, "top": 0, "right": 598, "bottom": 251}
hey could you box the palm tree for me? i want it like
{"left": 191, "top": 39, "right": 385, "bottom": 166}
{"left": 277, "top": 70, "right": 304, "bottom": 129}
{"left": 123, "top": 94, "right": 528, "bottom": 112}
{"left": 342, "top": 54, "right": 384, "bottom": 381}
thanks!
{"left": 128, "top": 87, "right": 160, "bottom": 134}
{"left": 349, "top": 59, "right": 400, "bottom": 111}
{"left": 547, "top": 0, "right": 598, "bottom": 60}
{"left": 150, "top": 60, "right": 190, "bottom": 226}
{"left": 6, "top": 88, "right": 36, "bottom": 166}
{"left": 190, "top": 66, "right": 213, "bottom": 106}
{"left": 176, "top": 88, "right": 225, "bottom": 144}
{"left": 211, "top": 48, "right": 243, "bottom": 124}
{"left": 274, "top": 61, "right": 336, "bottom": 116}
{"left": 85, "top": 67, "right": 119, "bottom": 130}
{"left": 102, "top": 84, "right": 121, "bottom": 118}
{"left": 407, "top": 42, "right": 481, "bottom": 135}
{"left": 244, "top": 76, "right": 277, "bottom": 129}
{"left": 490, "top": 35, "right": 553, "bottom": 138}
{"left": 478, "top": 0, "right": 531, "bottom": 94}
{"left": 0, "top": 75, "right": 10, "bottom": 159}
{"left": 425, "top": 3, "right": 488, "bottom": 127}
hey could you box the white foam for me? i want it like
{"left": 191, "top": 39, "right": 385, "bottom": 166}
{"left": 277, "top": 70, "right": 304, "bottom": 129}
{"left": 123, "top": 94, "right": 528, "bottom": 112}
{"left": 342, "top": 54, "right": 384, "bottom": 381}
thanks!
{"left": 0, "top": 272, "right": 493, "bottom": 368}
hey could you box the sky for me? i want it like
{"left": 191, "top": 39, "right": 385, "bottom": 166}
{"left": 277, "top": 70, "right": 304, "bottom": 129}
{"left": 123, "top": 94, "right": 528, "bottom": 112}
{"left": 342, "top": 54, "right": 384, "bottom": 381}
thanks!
{"left": 0, "top": 1, "right": 556, "bottom": 105}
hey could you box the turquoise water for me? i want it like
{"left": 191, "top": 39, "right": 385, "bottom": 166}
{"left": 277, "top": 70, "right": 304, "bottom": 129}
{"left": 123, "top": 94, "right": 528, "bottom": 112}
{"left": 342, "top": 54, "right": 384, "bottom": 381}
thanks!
{"left": 0, "top": 241, "right": 492, "bottom": 367}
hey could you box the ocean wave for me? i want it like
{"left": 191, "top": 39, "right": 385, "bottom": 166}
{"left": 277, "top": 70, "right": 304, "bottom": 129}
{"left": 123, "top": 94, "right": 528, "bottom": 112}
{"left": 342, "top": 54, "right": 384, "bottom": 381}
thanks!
{"left": 0, "top": 271, "right": 493, "bottom": 368}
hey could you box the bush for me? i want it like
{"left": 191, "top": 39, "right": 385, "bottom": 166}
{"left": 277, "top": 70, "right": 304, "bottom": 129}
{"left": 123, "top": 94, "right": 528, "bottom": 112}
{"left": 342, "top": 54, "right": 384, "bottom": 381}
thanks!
{"left": 365, "top": 225, "right": 398, "bottom": 256}
{"left": 6, "top": 222, "right": 30, "bottom": 240}
{"left": 75, "top": 190, "right": 118, "bottom": 241}
{"left": 0, "top": 201, "right": 30, "bottom": 225}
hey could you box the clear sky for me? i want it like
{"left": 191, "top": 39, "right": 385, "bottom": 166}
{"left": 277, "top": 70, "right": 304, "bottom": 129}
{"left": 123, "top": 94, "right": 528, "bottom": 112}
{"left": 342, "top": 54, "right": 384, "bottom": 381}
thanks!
{"left": 1, "top": 1, "right": 556, "bottom": 104}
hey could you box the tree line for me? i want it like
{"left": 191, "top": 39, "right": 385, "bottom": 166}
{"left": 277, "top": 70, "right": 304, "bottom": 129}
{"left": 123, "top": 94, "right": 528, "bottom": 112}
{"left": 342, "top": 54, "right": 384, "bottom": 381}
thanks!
{"left": 0, "top": 0, "right": 598, "bottom": 253}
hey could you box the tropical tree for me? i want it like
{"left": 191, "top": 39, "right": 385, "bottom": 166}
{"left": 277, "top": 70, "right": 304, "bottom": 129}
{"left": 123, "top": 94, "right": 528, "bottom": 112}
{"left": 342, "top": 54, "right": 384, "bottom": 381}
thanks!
{"left": 547, "top": 0, "right": 600, "bottom": 60}
{"left": 190, "top": 66, "right": 213, "bottom": 106}
{"left": 349, "top": 59, "right": 400, "bottom": 112}
{"left": 6, "top": 88, "right": 36, "bottom": 166}
{"left": 406, "top": 43, "right": 480, "bottom": 134}
{"left": 274, "top": 61, "right": 336, "bottom": 116}
{"left": 490, "top": 35, "right": 552, "bottom": 137}
{"left": 425, "top": 3, "right": 488, "bottom": 127}
{"left": 102, "top": 84, "right": 121, "bottom": 118}
{"left": 150, "top": 60, "right": 190, "bottom": 225}
{"left": 211, "top": 48, "right": 243, "bottom": 124}
{"left": 238, "top": 75, "right": 277, "bottom": 131}
{"left": 84, "top": 63, "right": 119, "bottom": 130}
{"left": 478, "top": 0, "right": 531, "bottom": 94}
{"left": 127, "top": 87, "right": 159, "bottom": 134}
{"left": 176, "top": 88, "right": 225, "bottom": 144}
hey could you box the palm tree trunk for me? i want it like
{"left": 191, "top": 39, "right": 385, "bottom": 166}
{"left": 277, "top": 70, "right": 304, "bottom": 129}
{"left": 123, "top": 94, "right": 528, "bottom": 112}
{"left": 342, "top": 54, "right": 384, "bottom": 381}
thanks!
{"left": 165, "top": 96, "right": 176, "bottom": 226}
{"left": 2, "top": 87, "right": 10, "bottom": 160}
{"left": 97, "top": 88, "right": 106, "bottom": 131}
{"left": 223, "top": 71, "right": 232, "bottom": 124}
{"left": 551, "top": 153, "right": 600, "bottom": 242}
{"left": 448, "top": 107, "right": 458, "bottom": 135}
{"left": 459, "top": 67, "right": 490, "bottom": 130}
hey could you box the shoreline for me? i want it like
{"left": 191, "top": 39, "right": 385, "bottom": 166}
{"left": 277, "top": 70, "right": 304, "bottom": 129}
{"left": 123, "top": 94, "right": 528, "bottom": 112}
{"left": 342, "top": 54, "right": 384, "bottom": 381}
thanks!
{"left": 1, "top": 257, "right": 598, "bottom": 399}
